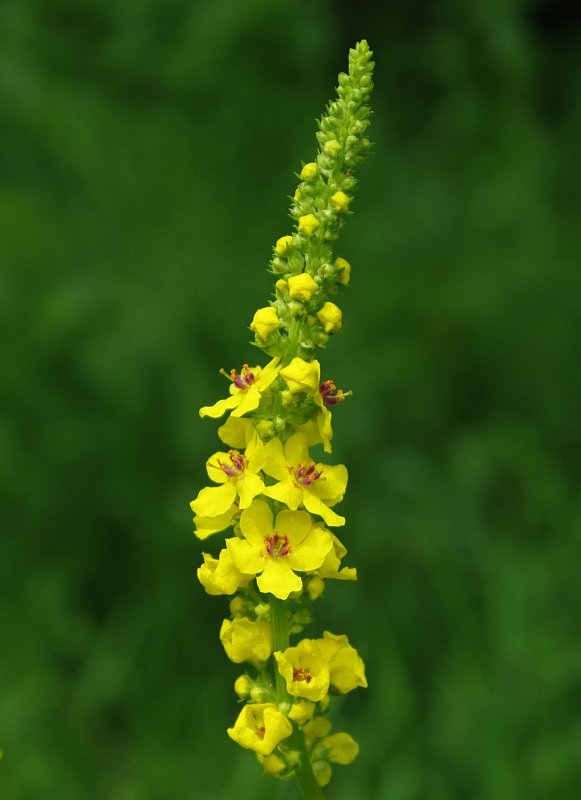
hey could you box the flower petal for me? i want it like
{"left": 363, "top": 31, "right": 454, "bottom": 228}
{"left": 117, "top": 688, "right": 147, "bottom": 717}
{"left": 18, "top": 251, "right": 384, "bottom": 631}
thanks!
{"left": 257, "top": 559, "right": 301, "bottom": 599}
{"left": 237, "top": 471, "right": 265, "bottom": 509}
{"left": 284, "top": 432, "right": 309, "bottom": 467}
{"left": 231, "top": 386, "right": 261, "bottom": 417}
{"left": 288, "top": 526, "right": 334, "bottom": 572}
{"left": 275, "top": 509, "right": 313, "bottom": 547}
{"left": 240, "top": 499, "right": 273, "bottom": 547}
{"left": 199, "top": 395, "right": 239, "bottom": 419}
{"left": 263, "top": 438, "right": 290, "bottom": 481}
{"left": 226, "top": 537, "right": 264, "bottom": 575}
{"left": 191, "top": 482, "right": 237, "bottom": 517}
{"left": 264, "top": 479, "right": 302, "bottom": 510}
{"left": 302, "top": 491, "right": 345, "bottom": 526}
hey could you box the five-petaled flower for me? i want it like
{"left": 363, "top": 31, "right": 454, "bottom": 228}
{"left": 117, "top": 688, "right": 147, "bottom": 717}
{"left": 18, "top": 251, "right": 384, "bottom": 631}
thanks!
{"left": 226, "top": 499, "right": 333, "bottom": 599}
{"left": 262, "top": 432, "right": 347, "bottom": 526}
{"left": 227, "top": 703, "right": 292, "bottom": 756}
{"left": 190, "top": 435, "right": 266, "bottom": 518}
{"left": 199, "top": 357, "right": 280, "bottom": 419}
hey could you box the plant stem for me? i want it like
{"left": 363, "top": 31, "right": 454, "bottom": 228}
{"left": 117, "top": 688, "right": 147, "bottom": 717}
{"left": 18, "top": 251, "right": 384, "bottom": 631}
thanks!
{"left": 269, "top": 595, "right": 325, "bottom": 799}
{"left": 290, "top": 725, "right": 325, "bottom": 800}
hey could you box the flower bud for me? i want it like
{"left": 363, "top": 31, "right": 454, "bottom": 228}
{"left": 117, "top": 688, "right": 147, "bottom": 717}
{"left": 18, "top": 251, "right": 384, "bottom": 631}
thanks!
{"left": 288, "top": 300, "right": 304, "bottom": 317}
{"left": 229, "top": 596, "right": 247, "bottom": 617}
{"left": 254, "top": 602, "right": 271, "bottom": 620}
{"left": 335, "top": 257, "right": 351, "bottom": 285}
{"left": 298, "top": 214, "right": 320, "bottom": 235}
{"left": 288, "top": 273, "right": 318, "bottom": 301}
{"left": 275, "top": 278, "right": 288, "bottom": 293}
{"left": 250, "top": 307, "right": 280, "bottom": 340}
{"left": 275, "top": 235, "right": 294, "bottom": 256}
{"left": 330, "top": 191, "right": 350, "bottom": 213}
{"left": 323, "top": 139, "right": 341, "bottom": 156}
{"left": 254, "top": 419, "right": 273, "bottom": 439}
{"left": 300, "top": 162, "right": 318, "bottom": 181}
{"left": 306, "top": 575, "right": 325, "bottom": 600}
{"left": 250, "top": 686, "right": 269, "bottom": 703}
{"left": 261, "top": 753, "right": 286, "bottom": 776}
{"left": 317, "top": 302, "right": 342, "bottom": 333}
{"left": 234, "top": 674, "right": 253, "bottom": 699}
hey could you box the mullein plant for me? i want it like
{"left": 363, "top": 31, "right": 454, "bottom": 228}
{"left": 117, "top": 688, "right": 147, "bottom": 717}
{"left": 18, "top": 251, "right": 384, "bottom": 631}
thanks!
{"left": 190, "top": 41, "right": 374, "bottom": 798}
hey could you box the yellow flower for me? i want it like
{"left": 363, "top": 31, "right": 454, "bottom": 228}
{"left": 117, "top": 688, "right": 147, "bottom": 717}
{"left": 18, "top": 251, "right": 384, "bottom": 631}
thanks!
{"left": 330, "top": 191, "right": 350, "bottom": 213}
{"left": 275, "top": 235, "right": 294, "bottom": 256}
{"left": 190, "top": 435, "right": 266, "bottom": 518}
{"left": 287, "top": 273, "right": 319, "bottom": 302}
{"left": 298, "top": 214, "right": 320, "bottom": 235}
{"left": 200, "top": 357, "right": 280, "bottom": 419}
{"left": 276, "top": 634, "right": 365, "bottom": 699}
{"left": 226, "top": 498, "right": 333, "bottom": 600}
{"left": 317, "top": 302, "right": 342, "bottom": 333}
{"left": 227, "top": 703, "right": 292, "bottom": 756}
{"left": 197, "top": 549, "right": 252, "bottom": 595}
{"left": 275, "top": 640, "right": 330, "bottom": 702}
{"left": 335, "top": 256, "right": 351, "bottom": 285}
{"left": 315, "top": 631, "right": 367, "bottom": 693}
{"left": 262, "top": 433, "right": 347, "bottom": 526}
{"left": 250, "top": 306, "right": 280, "bottom": 340}
{"left": 300, "top": 162, "right": 318, "bottom": 180}
{"left": 220, "top": 617, "right": 273, "bottom": 666}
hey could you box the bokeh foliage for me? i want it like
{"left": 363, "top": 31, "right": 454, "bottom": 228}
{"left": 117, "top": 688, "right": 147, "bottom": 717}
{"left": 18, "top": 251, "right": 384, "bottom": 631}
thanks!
{"left": 1, "top": 1, "right": 580, "bottom": 798}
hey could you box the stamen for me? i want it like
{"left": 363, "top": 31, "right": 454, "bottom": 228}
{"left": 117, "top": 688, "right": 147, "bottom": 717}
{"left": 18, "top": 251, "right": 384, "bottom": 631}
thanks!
{"left": 320, "top": 379, "right": 351, "bottom": 406}
{"left": 218, "top": 450, "right": 247, "bottom": 477}
{"left": 292, "top": 667, "right": 313, "bottom": 684}
{"left": 264, "top": 532, "right": 292, "bottom": 558}
{"left": 293, "top": 460, "right": 323, "bottom": 487}
{"left": 219, "top": 364, "right": 256, "bottom": 390}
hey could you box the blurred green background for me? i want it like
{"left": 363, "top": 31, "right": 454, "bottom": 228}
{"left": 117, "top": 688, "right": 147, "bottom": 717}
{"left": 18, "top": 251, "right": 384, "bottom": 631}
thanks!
{"left": 1, "top": 0, "right": 580, "bottom": 798}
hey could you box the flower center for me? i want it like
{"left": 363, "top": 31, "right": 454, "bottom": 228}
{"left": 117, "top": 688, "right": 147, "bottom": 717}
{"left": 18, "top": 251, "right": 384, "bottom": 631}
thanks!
{"left": 265, "top": 531, "right": 292, "bottom": 558}
{"left": 218, "top": 450, "right": 247, "bottom": 478}
{"left": 320, "top": 379, "right": 350, "bottom": 406}
{"left": 221, "top": 363, "right": 256, "bottom": 390}
{"left": 292, "top": 460, "right": 323, "bottom": 487}
{"left": 292, "top": 667, "right": 313, "bottom": 684}
{"left": 255, "top": 724, "right": 266, "bottom": 740}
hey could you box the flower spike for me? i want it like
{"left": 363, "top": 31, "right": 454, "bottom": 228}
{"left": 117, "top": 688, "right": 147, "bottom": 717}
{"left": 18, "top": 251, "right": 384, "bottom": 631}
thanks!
{"left": 190, "top": 40, "right": 374, "bottom": 796}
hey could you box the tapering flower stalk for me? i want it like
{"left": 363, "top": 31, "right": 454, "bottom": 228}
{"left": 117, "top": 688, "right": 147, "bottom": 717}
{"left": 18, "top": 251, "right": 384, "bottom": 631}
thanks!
{"left": 191, "top": 41, "right": 374, "bottom": 798}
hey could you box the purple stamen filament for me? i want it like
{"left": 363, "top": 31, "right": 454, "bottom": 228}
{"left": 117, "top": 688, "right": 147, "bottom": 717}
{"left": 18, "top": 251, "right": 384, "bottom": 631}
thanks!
{"left": 218, "top": 450, "right": 247, "bottom": 477}
{"left": 265, "top": 532, "right": 291, "bottom": 558}
{"left": 292, "top": 667, "right": 313, "bottom": 684}
{"left": 293, "top": 460, "right": 323, "bottom": 487}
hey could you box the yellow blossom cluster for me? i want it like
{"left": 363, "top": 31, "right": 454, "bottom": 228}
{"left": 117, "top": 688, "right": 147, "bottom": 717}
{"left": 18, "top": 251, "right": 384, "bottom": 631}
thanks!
{"left": 190, "top": 40, "right": 374, "bottom": 796}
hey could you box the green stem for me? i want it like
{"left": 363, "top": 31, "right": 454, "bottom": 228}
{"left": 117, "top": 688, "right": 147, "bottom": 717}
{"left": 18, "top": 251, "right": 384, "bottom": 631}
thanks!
{"left": 269, "top": 594, "right": 290, "bottom": 698}
{"left": 281, "top": 317, "right": 301, "bottom": 366}
{"left": 290, "top": 725, "right": 325, "bottom": 800}
{"left": 269, "top": 595, "right": 324, "bottom": 799}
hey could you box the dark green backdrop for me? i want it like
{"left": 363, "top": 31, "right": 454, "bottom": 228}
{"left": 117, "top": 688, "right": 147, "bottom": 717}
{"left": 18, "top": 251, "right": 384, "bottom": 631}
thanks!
{"left": 1, "top": 1, "right": 580, "bottom": 798}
